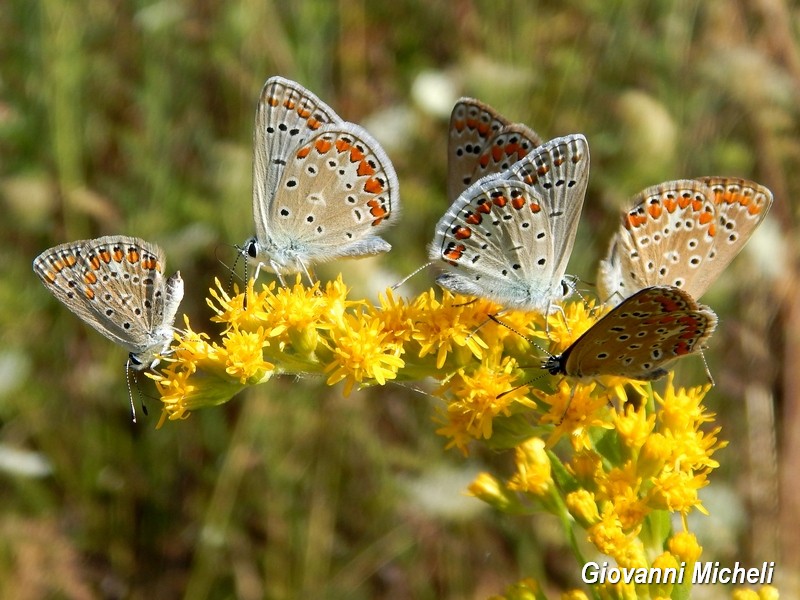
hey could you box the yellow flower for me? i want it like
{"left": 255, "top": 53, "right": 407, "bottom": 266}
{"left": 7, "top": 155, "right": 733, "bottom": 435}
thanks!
{"left": 667, "top": 531, "right": 702, "bottom": 564}
{"left": 614, "top": 404, "right": 655, "bottom": 453}
{"left": 756, "top": 586, "right": 780, "bottom": 600}
{"left": 324, "top": 314, "right": 405, "bottom": 396}
{"left": 649, "top": 552, "right": 680, "bottom": 598}
{"left": 507, "top": 438, "right": 553, "bottom": 496}
{"left": 655, "top": 372, "right": 715, "bottom": 432}
{"left": 411, "top": 289, "right": 491, "bottom": 369}
{"left": 467, "top": 472, "right": 517, "bottom": 512}
{"left": 587, "top": 504, "right": 632, "bottom": 558}
{"left": 566, "top": 489, "right": 600, "bottom": 528}
{"left": 648, "top": 468, "right": 708, "bottom": 515}
{"left": 435, "top": 357, "right": 535, "bottom": 454}
{"left": 536, "top": 380, "right": 612, "bottom": 448}
{"left": 569, "top": 450, "right": 605, "bottom": 492}
{"left": 637, "top": 432, "right": 671, "bottom": 479}
{"left": 370, "top": 287, "right": 416, "bottom": 345}
{"left": 148, "top": 316, "right": 272, "bottom": 424}
{"left": 222, "top": 327, "right": 275, "bottom": 384}
{"left": 540, "top": 297, "right": 604, "bottom": 352}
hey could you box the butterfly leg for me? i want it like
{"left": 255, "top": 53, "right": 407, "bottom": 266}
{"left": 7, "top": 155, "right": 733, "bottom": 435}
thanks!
{"left": 299, "top": 260, "right": 317, "bottom": 288}
{"left": 546, "top": 301, "right": 571, "bottom": 336}
{"left": 556, "top": 384, "right": 576, "bottom": 426}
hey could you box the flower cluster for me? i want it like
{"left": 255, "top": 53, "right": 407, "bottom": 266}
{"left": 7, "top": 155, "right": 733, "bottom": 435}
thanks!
{"left": 150, "top": 276, "right": 739, "bottom": 597}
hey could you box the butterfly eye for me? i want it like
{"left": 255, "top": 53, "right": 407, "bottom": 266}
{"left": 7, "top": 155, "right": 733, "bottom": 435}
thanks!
{"left": 246, "top": 241, "right": 258, "bottom": 258}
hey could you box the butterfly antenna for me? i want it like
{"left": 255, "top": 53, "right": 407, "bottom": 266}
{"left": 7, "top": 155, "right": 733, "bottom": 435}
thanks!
{"left": 464, "top": 314, "right": 491, "bottom": 344}
{"left": 488, "top": 314, "right": 553, "bottom": 358}
{"left": 699, "top": 350, "right": 715, "bottom": 386}
{"left": 125, "top": 359, "right": 138, "bottom": 424}
{"left": 566, "top": 275, "right": 590, "bottom": 307}
{"left": 391, "top": 262, "right": 433, "bottom": 291}
{"left": 227, "top": 247, "right": 243, "bottom": 295}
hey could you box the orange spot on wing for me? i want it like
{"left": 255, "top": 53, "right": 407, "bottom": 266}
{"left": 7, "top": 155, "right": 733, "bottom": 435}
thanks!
{"left": 492, "top": 193, "right": 508, "bottom": 208}
{"left": 367, "top": 199, "right": 388, "bottom": 225}
{"left": 364, "top": 178, "right": 384, "bottom": 195}
{"left": 454, "top": 226, "right": 471, "bottom": 240}
{"left": 84, "top": 272, "right": 98, "bottom": 285}
{"left": 465, "top": 212, "right": 482, "bottom": 225}
{"left": 444, "top": 243, "right": 466, "bottom": 261}
{"left": 348, "top": 146, "right": 366, "bottom": 163}
{"left": 84, "top": 287, "right": 95, "bottom": 300}
{"left": 314, "top": 139, "right": 333, "bottom": 154}
{"left": 126, "top": 249, "right": 140, "bottom": 264}
{"left": 674, "top": 341, "right": 690, "bottom": 355}
{"left": 357, "top": 160, "right": 376, "bottom": 178}
{"left": 296, "top": 145, "right": 312, "bottom": 159}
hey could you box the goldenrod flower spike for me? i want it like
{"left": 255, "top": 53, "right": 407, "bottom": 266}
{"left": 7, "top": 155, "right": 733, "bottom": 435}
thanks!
{"left": 151, "top": 274, "right": 738, "bottom": 595}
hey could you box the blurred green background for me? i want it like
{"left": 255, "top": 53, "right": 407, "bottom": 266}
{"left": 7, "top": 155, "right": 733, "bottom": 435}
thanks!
{"left": 2, "top": 1, "right": 799, "bottom": 598}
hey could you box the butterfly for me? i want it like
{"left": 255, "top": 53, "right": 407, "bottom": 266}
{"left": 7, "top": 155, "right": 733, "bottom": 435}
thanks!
{"left": 33, "top": 236, "right": 184, "bottom": 373}
{"left": 242, "top": 76, "right": 400, "bottom": 281}
{"left": 447, "top": 97, "right": 543, "bottom": 202}
{"left": 430, "top": 134, "right": 590, "bottom": 313}
{"left": 542, "top": 285, "right": 717, "bottom": 380}
{"left": 598, "top": 177, "right": 773, "bottom": 304}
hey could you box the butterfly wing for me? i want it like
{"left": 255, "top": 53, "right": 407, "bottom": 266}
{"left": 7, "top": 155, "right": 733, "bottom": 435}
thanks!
{"left": 447, "top": 98, "right": 542, "bottom": 202}
{"left": 447, "top": 98, "right": 510, "bottom": 201}
{"left": 430, "top": 178, "right": 560, "bottom": 311}
{"left": 506, "top": 134, "right": 590, "bottom": 285}
{"left": 694, "top": 176, "right": 773, "bottom": 296}
{"left": 263, "top": 122, "right": 399, "bottom": 270}
{"left": 33, "top": 236, "right": 182, "bottom": 363}
{"left": 597, "top": 180, "right": 718, "bottom": 303}
{"left": 546, "top": 286, "right": 717, "bottom": 380}
{"left": 252, "top": 76, "right": 343, "bottom": 245}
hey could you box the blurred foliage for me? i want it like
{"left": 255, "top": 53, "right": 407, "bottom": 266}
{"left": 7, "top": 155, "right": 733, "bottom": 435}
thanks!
{"left": 1, "top": 0, "right": 798, "bottom": 598}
